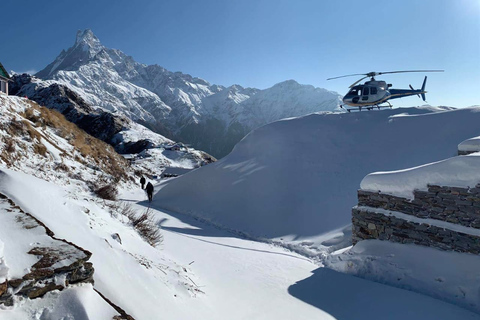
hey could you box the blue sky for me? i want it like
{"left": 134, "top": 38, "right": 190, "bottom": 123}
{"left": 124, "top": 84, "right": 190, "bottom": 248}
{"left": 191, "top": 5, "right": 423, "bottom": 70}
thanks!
{"left": 1, "top": 0, "right": 479, "bottom": 107}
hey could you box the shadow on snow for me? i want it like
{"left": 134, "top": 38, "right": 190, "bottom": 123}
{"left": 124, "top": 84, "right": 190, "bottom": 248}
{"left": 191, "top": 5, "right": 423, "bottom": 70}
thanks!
{"left": 135, "top": 197, "right": 310, "bottom": 262}
{"left": 288, "top": 268, "right": 479, "bottom": 320}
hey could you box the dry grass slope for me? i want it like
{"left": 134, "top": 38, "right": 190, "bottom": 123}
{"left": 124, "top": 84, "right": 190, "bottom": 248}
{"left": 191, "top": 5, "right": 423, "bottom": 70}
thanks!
{"left": 0, "top": 98, "right": 130, "bottom": 185}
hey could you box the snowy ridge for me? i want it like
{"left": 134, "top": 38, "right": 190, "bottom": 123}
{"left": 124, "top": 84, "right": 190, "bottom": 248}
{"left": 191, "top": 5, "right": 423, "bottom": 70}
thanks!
{"left": 154, "top": 106, "right": 480, "bottom": 257}
{"left": 36, "top": 29, "right": 341, "bottom": 157}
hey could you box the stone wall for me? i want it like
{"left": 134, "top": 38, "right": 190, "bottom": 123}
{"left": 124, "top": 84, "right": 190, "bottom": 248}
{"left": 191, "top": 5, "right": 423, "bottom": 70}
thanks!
{"left": 458, "top": 150, "right": 473, "bottom": 156}
{"left": 353, "top": 184, "right": 480, "bottom": 254}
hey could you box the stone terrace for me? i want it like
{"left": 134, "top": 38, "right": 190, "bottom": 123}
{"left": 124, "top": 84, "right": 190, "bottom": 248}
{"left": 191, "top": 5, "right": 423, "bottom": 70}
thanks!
{"left": 352, "top": 184, "right": 480, "bottom": 254}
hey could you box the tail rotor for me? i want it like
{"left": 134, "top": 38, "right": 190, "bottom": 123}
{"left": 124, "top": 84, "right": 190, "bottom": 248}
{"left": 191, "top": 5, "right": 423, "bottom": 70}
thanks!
{"left": 421, "top": 76, "right": 427, "bottom": 101}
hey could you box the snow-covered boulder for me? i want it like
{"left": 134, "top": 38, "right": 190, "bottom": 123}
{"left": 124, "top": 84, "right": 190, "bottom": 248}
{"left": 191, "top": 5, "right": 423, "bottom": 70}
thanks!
{"left": 458, "top": 135, "right": 480, "bottom": 155}
{"left": 361, "top": 153, "right": 480, "bottom": 199}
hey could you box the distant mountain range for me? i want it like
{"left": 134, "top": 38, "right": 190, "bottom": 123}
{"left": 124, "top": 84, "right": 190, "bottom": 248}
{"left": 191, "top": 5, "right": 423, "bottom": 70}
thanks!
{"left": 35, "top": 29, "right": 341, "bottom": 157}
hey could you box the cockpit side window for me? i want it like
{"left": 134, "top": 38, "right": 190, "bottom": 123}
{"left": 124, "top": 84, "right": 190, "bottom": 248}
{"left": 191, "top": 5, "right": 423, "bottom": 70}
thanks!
{"left": 362, "top": 87, "right": 369, "bottom": 96}
{"left": 348, "top": 87, "right": 363, "bottom": 96}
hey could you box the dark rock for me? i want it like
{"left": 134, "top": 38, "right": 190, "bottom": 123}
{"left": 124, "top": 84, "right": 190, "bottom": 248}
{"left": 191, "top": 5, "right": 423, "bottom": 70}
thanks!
{"left": 0, "top": 294, "right": 13, "bottom": 307}
{"left": 0, "top": 282, "right": 7, "bottom": 296}
{"left": 68, "top": 262, "right": 95, "bottom": 285}
{"left": 7, "top": 279, "right": 23, "bottom": 288}
{"left": 112, "top": 233, "right": 122, "bottom": 245}
{"left": 118, "top": 139, "right": 154, "bottom": 154}
{"left": 26, "top": 282, "right": 64, "bottom": 299}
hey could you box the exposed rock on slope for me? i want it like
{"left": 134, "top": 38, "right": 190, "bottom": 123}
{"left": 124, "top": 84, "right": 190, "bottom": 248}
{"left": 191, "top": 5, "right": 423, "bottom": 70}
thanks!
{"left": 10, "top": 73, "right": 126, "bottom": 143}
{"left": 9, "top": 74, "right": 216, "bottom": 170}
{"left": 0, "top": 193, "right": 93, "bottom": 306}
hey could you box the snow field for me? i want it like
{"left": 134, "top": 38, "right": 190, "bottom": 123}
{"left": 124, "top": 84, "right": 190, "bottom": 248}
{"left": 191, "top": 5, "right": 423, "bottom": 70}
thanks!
{"left": 154, "top": 106, "right": 480, "bottom": 256}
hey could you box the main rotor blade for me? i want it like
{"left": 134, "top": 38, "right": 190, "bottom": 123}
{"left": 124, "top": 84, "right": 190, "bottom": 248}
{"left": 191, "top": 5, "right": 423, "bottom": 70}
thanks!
{"left": 327, "top": 73, "right": 367, "bottom": 80}
{"left": 349, "top": 76, "right": 369, "bottom": 88}
{"left": 328, "top": 70, "right": 443, "bottom": 81}
{"left": 378, "top": 70, "right": 444, "bottom": 76}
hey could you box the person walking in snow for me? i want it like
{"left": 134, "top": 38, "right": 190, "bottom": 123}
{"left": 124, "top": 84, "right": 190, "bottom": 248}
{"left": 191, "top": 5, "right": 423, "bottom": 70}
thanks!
{"left": 146, "top": 182, "right": 154, "bottom": 202}
{"left": 140, "top": 176, "right": 146, "bottom": 189}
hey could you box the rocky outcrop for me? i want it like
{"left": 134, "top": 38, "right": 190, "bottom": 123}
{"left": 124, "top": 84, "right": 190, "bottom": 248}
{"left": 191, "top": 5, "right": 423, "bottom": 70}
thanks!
{"left": 352, "top": 186, "right": 480, "bottom": 254}
{"left": 0, "top": 193, "right": 93, "bottom": 306}
{"left": 10, "top": 74, "right": 127, "bottom": 144}
{"left": 9, "top": 75, "right": 216, "bottom": 166}
{"left": 10, "top": 74, "right": 92, "bottom": 115}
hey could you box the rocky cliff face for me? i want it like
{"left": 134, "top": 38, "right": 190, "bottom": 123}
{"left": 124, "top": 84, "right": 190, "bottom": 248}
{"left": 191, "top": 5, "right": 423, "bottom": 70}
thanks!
{"left": 36, "top": 29, "right": 341, "bottom": 157}
{"left": 10, "top": 73, "right": 127, "bottom": 145}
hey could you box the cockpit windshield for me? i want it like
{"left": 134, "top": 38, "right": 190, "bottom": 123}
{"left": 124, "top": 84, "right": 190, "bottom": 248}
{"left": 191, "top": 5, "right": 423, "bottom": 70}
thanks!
{"left": 347, "top": 86, "right": 362, "bottom": 96}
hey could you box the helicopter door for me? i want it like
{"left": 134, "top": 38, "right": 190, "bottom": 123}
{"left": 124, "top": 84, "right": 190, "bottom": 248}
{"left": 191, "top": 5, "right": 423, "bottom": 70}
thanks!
{"left": 362, "top": 87, "right": 369, "bottom": 101}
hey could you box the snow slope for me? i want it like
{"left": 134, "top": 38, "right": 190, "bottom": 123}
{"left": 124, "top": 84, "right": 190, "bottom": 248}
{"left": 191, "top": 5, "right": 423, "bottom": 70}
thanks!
{"left": 154, "top": 106, "right": 480, "bottom": 255}
{"left": 1, "top": 168, "right": 478, "bottom": 319}
{"left": 0, "top": 168, "right": 201, "bottom": 319}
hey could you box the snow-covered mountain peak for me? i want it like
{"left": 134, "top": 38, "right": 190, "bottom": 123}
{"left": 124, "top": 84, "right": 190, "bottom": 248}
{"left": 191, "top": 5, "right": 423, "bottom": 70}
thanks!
{"left": 75, "top": 29, "right": 103, "bottom": 56}
{"left": 36, "top": 29, "right": 107, "bottom": 78}
{"left": 272, "top": 79, "right": 301, "bottom": 88}
{"left": 36, "top": 29, "right": 341, "bottom": 157}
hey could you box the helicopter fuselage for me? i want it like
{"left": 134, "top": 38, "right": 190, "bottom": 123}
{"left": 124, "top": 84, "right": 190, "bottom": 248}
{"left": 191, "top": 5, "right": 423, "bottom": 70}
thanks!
{"left": 342, "top": 80, "right": 426, "bottom": 107}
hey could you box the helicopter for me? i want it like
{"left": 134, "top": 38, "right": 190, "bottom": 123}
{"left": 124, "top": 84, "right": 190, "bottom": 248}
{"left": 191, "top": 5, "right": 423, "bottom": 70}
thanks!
{"left": 327, "top": 70, "right": 444, "bottom": 112}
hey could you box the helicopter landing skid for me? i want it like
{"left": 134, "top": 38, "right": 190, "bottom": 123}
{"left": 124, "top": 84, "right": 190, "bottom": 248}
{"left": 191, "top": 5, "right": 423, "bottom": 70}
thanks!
{"left": 340, "top": 102, "right": 393, "bottom": 113}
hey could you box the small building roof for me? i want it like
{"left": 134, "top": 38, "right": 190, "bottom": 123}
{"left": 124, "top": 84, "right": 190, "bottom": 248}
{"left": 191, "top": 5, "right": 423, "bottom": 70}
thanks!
{"left": 0, "top": 62, "right": 11, "bottom": 80}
